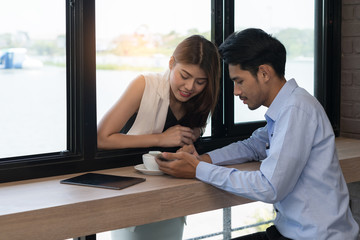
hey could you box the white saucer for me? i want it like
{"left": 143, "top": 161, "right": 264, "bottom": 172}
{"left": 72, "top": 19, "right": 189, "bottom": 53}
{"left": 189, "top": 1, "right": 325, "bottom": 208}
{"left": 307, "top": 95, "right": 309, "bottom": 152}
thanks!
{"left": 134, "top": 164, "right": 164, "bottom": 175}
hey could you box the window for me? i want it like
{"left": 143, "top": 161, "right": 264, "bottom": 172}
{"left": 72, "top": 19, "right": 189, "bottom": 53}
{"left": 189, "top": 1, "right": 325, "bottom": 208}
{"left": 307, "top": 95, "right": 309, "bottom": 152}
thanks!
{"left": 96, "top": 0, "right": 213, "bottom": 136}
{"left": 233, "top": 0, "right": 314, "bottom": 124}
{"left": 0, "top": 0, "right": 340, "bottom": 185}
{"left": 218, "top": 0, "right": 340, "bottom": 138}
{"left": 0, "top": 0, "right": 66, "bottom": 159}
{"left": 0, "top": 0, "right": 341, "bottom": 239}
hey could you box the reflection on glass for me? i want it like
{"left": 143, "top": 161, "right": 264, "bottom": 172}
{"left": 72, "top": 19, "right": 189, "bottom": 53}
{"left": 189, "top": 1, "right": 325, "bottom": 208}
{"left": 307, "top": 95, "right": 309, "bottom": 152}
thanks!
{"left": 0, "top": 0, "right": 66, "bottom": 158}
{"left": 96, "top": 0, "right": 211, "bottom": 136}
{"left": 234, "top": 0, "right": 314, "bottom": 124}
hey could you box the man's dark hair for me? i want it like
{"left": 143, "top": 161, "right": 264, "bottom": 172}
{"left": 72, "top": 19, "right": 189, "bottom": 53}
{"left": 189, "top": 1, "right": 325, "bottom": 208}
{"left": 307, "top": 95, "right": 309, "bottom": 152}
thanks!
{"left": 218, "top": 28, "right": 286, "bottom": 78}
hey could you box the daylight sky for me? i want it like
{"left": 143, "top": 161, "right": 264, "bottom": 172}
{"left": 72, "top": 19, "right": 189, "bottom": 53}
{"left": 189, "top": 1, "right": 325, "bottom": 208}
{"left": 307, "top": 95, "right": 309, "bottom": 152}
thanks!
{"left": 0, "top": 0, "right": 314, "bottom": 40}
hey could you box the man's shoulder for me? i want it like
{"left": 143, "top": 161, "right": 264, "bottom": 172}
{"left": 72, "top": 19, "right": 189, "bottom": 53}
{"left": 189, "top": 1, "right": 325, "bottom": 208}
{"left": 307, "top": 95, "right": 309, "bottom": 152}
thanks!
{"left": 286, "top": 87, "right": 323, "bottom": 113}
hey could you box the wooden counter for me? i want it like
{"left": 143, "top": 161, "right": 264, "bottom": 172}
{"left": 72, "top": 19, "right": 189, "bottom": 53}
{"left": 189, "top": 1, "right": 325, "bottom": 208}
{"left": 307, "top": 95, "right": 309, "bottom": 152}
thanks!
{"left": 336, "top": 137, "right": 360, "bottom": 183}
{"left": 0, "top": 137, "right": 359, "bottom": 240}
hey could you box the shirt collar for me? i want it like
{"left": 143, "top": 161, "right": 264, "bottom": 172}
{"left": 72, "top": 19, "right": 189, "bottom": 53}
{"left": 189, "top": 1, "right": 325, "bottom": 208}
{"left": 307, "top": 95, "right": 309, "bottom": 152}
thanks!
{"left": 265, "top": 78, "right": 298, "bottom": 122}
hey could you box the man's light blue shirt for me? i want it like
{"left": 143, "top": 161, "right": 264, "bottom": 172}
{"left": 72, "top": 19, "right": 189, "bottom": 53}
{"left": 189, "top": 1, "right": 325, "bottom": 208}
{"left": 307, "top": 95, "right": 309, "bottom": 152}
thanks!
{"left": 196, "top": 79, "right": 359, "bottom": 239}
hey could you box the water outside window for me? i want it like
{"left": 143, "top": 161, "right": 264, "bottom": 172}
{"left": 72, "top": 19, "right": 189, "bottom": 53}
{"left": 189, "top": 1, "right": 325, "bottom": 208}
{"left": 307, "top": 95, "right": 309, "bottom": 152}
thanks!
{"left": 0, "top": 0, "right": 66, "bottom": 158}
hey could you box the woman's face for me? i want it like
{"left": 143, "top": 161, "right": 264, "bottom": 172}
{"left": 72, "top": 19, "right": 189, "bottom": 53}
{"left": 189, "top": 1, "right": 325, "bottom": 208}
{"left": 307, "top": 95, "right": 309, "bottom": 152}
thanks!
{"left": 169, "top": 60, "right": 208, "bottom": 103}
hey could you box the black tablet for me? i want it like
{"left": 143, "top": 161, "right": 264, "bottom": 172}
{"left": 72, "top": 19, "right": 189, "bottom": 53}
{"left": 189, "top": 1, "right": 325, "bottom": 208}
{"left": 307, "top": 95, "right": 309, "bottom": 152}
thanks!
{"left": 60, "top": 173, "right": 146, "bottom": 190}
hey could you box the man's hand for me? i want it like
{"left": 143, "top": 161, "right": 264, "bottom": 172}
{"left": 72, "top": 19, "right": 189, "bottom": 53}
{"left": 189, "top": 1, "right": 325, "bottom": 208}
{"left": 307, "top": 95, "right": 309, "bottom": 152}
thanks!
{"left": 156, "top": 152, "right": 200, "bottom": 178}
{"left": 176, "top": 144, "right": 200, "bottom": 158}
{"left": 177, "top": 144, "right": 212, "bottom": 164}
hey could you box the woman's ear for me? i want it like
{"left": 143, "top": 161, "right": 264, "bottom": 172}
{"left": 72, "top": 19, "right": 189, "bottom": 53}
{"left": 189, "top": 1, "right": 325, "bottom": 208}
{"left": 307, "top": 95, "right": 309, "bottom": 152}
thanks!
{"left": 169, "top": 56, "right": 175, "bottom": 70}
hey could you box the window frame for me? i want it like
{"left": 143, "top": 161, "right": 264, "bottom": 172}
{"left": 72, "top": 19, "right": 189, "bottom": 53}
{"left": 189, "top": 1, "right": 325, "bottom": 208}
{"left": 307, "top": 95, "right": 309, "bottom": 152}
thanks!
{"left": 212, "top": 0, "right": 341, "bottom": 139}
{"left": 0, "top": 0, "right": 340, "bottom": 183}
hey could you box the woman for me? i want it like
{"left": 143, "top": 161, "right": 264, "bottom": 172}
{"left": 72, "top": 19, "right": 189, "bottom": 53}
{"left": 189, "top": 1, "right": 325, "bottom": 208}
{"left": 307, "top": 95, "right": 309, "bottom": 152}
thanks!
{"left": 97, "top": 35, "right": 220, "bottom": 150}
{"left": 97, "top": 35, "right": 221, "bottom": 240}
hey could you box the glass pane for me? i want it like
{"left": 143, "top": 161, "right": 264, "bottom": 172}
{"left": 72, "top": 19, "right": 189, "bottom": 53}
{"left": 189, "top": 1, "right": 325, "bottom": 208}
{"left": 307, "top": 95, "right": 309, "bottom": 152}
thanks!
{"left": 231, "top": 202, "right": 275, "bottom": 238}
{"left": 184, "top": 208, "right": 223, "bottom": 239}
{"left": 234, "top": 0, "right": 315, "bottom": 124}
{"left": 0, "top": 0, "right": 66, "bottom": 158}
{"left": 96, "top": 0, "right": 212, "bottom": 136}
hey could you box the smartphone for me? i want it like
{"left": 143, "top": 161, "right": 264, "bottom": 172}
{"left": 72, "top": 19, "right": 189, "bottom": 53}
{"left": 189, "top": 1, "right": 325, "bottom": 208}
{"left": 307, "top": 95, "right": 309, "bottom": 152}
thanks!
{"left": 155, "top": 153, "right": 172, "bottom": 162}
{"left": 148, "top": 151, "right": 173, "bottom": 161}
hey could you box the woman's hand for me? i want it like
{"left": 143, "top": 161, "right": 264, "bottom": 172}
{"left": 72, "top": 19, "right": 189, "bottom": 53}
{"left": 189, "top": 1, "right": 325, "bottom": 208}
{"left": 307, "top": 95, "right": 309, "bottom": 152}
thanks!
{"left": 192, "top": 127, "right": 202, "bottom": 140}
{"left": 158, "top": 125, "right": 197, "bottom": 147}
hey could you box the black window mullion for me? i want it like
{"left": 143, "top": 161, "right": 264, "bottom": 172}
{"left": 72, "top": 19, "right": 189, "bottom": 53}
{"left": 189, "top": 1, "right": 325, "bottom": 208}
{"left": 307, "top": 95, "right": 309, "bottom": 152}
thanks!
{"left": 211, "top": 0, "right": 226, "bottom": 137}
{"left": 67, "top": 0, "right": 78, "bottom": 155}
{"left": 328, "top": 0, "right": 341, "bottom": 136}
{"left": 314, "top": 0, "right": 324, "bottom": 109}
{"left": 66, "top": 0, "right": 98, "bottom": 160}
{"left": 314, "top": 0, "right": 341, "bottom": 136}
{"left": 223, "top": 0, "right": 235, "bottom": 136}
{"left": 81, "top": 0, "right": 97, "bottom": 162}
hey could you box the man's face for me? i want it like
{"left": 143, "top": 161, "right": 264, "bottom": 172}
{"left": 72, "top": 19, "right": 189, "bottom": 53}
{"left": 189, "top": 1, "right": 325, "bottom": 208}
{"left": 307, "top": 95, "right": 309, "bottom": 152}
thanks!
{"left": 228, "top": 64, "right": 267, "bottom": 110}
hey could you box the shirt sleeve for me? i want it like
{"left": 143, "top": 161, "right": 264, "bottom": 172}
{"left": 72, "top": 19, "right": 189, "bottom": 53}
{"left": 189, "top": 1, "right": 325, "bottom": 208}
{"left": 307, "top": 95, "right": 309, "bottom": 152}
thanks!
{"left": 208, "top": 126, "right": 269, "bottom": 166}
{"left": 196, "top": 105, "right": 318, "bottom": 203}
{"left": 196, "top": 161, "right": 278, "bottom": 202}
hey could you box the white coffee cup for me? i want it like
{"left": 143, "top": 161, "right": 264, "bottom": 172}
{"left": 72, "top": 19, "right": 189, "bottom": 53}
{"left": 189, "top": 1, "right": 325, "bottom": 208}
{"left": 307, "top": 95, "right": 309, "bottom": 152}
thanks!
{"left": 142, "top": 153, "right": 160, "bottom": 171}
{"left": 148, "top": 151, "right": 162, "bottom": 157}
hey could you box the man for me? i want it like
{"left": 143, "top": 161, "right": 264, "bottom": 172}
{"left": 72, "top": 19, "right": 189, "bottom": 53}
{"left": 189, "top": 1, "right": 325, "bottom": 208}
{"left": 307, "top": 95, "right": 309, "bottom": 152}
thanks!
{"left": 156, "top": 28, "right": 359, "bottom": 240}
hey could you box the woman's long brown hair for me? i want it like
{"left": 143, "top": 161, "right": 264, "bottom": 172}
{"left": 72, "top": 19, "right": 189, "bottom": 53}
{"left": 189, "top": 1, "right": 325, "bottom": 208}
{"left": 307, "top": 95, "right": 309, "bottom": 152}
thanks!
{"left": 172, "top": 35, "right": 221, "bottom": 129}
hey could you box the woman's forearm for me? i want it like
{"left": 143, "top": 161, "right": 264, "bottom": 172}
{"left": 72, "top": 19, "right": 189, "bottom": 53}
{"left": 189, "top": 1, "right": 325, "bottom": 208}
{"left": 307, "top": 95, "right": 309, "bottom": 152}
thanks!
{"left": 97, "top": 133, "right": 163, "bottom": 149}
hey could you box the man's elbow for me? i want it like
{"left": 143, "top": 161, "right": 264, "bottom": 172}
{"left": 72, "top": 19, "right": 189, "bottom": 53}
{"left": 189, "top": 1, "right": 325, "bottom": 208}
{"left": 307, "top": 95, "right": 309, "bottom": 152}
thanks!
{"left": 262, "top": 188, "right": 287, "bottom": 204}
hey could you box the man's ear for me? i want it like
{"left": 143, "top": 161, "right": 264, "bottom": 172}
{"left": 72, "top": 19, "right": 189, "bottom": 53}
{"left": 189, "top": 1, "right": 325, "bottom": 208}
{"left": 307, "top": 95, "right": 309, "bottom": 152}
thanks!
{"left": 169, "top": 56, "right": 175, "bottom": 70}
{"left": 258, "top": 64, "right": 273, "bottom": 82}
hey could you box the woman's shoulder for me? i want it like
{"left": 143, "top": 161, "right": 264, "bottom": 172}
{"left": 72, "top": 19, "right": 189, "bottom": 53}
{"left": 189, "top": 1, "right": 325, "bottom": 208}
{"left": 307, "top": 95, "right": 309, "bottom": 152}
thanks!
{"left": 128, "top": 74, "right": 146, "bottom": 91}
